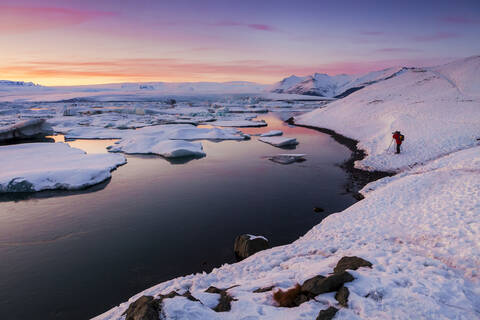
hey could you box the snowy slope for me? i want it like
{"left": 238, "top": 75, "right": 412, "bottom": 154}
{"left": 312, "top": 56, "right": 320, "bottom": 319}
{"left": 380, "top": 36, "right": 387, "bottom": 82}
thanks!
{"left": 271, "top": 67, "right": 406, "bottom": 98}
{"left": 95, "top": 145, "right": 480, "bottom": 320}
{"left": 295, "top": 56, "right": 480, "bottom": 172}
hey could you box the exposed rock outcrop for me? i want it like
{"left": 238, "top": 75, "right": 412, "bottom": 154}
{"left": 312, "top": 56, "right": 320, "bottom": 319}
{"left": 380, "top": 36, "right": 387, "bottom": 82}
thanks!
{"left": 234, "top": 234, "right": 269, "bottom": 260}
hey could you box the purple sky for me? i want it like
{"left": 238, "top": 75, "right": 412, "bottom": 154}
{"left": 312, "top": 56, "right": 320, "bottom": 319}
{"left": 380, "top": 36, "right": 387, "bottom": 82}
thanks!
{"left": 1, "top": 0, "right": 479, "bottom": 85}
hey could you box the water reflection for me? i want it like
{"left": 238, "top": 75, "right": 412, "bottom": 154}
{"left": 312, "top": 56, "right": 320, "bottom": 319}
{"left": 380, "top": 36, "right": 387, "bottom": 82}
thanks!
{"left": 0, "top": 179, "right": 111, "bottom": 203}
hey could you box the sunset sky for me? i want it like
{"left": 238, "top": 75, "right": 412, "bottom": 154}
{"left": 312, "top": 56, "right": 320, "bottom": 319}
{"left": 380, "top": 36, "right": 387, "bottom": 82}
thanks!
{"left": 1, "top": 0, "right": 479, "bottom": 85}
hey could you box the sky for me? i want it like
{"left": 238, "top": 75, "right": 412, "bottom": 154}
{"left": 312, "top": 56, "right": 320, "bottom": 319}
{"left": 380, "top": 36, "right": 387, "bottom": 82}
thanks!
{"left": 0, "top": 0, "right": 479, "bottom": 85}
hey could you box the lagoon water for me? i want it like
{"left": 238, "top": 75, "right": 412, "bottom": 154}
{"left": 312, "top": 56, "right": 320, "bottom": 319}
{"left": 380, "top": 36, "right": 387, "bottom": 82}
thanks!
{"left": 0, "top": 113, "right": 356, "bottom": 319}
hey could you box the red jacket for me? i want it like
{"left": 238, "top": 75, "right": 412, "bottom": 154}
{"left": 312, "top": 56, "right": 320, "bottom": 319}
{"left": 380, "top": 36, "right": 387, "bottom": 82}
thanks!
{"left": 393, "top": 132, "right": 402, "bottom": 145}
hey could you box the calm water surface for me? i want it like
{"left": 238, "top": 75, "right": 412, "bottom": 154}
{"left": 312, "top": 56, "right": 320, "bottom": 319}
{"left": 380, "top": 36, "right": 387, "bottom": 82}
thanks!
{"left": 0, "top": 113, "right": 356, "bottom": 320}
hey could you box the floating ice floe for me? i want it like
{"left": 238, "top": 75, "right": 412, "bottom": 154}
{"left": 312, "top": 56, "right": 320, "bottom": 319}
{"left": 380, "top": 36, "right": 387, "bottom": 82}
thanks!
{"left": 0, "top": 119, "right": 53, "bottom": 142}
{"left": 259, "top": 136, "right": 298, "bottom": 147}
{"left": 0, "top": 143, "right": 126, "bottom": 192}
{"left": 269, "top": 154, "right": 306, "bottom": 164}
{"left": 109, "top": 139, "right": 205, "bottom": 158}
{"left": 104, "top": 124, "right": 245, "bottom": 157}
{"left": 260, "top": 130, "right": 283, "bottom": 137}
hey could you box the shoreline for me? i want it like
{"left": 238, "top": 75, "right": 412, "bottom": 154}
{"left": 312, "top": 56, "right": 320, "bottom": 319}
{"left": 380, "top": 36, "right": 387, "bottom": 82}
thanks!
{"left": 286, "top": 117, "right": 394, "bottom": 200}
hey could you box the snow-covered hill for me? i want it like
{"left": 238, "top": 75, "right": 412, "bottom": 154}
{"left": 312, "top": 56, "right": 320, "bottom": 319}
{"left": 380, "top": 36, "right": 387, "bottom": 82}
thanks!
{"left": 296, "top": 56, "right": 480, "bottom": 172}
{"left": 271, "top": 67, "right": 407, "bottom": 98}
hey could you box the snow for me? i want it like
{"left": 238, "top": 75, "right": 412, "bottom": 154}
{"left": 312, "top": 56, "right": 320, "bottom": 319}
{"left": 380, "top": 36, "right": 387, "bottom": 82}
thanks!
{"left": 94, "top": 56, "right": 480, "bottom": 320}
{"left": 97, "top": 124, "right": 244, "bottom": 157}
{"left": 247, "top": 234, "right": 269, "bottom": 241}
{"left": 260, "top": 130, "right": 283, "bottom": 137}
{"left": 110, "top": 139, "right": 205, "bottom": 158}
{"left": 0, "top": 143, "right": 126, "bottom": 192}
{"left": 259, "top": 136, "right": 299, "bottom": 147}
{"left": 295, "top": 56, "right": 480, "bottom": 172}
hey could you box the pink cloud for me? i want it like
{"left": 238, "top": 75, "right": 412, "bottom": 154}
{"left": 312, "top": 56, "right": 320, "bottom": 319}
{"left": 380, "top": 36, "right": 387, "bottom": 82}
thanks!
{"left": 413, "top": 32, "right": 460, "bottom": 42}
{"left": 2, "top": 56, "right": 459, "bottom": 85}
{"left": 440, "top": 16, "right": 480, "bottom": 24}
{"left": 247, "top": 24, "right": 276, "bottom": 31}
{"left": 0, "top": 6, "right": 115, "bottom": 34}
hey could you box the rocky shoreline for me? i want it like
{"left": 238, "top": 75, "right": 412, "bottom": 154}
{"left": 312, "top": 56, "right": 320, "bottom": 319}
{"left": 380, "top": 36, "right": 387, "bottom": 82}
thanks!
{"left": 286, "top": 117, "right": 394, "bottom": 200}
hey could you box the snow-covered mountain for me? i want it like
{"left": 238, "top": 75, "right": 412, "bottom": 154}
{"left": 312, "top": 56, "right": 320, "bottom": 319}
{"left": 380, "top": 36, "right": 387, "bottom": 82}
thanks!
{"left": 271, "top": 67, "right": 407, "bottom": 98}
{"left": 0, "top": 80, "right": 41, "bottom": 88}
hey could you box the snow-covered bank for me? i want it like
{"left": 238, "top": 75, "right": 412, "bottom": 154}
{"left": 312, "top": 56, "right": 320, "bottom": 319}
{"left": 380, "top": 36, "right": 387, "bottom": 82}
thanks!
{"left": 295, "top": 56, "right": 480, "bottom": 172}
{"left": 0, "top": 143, "right": 126, "bottom": 192}
{"left": 95, "top": 145, "right": 480, "bottom": 320}
{"left": 94, "top": 56, "right": 480, "bottom": 320}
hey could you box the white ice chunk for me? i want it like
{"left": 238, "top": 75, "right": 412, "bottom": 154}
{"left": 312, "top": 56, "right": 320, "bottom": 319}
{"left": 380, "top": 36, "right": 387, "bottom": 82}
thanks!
{"left": 109, "top": 138, "right": 205, "bottom": 158}
{"left": 247, "top": 234, "right": 269, "bottom": 241}
{"left": 0, "top": 143, "right": 126, "bottom": 192}
{"left": 260, "top": 130, "right": 283, "bottom": 137}
{"left": 269, "top": 154, "right": 306, "bottom": 164}
{"left": 259, "top": 136, "right": 298, "bottom": 147}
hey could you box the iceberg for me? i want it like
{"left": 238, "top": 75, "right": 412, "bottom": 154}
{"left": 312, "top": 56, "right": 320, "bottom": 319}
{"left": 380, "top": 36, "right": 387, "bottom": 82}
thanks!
{"left": 259, "top": 136, "right": 298, "bottom": 147}
{"left": 260, "top": 130, "right": 283, "bottom": 137}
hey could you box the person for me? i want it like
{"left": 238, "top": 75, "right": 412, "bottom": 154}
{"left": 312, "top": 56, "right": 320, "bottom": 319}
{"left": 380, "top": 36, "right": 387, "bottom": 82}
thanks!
{"left": 392, "top": 131, "right": 404, "bottom": 154}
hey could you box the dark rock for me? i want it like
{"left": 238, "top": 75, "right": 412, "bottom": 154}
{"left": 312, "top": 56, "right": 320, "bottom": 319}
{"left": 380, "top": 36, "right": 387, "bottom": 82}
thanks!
{"left": 301, "top": 275, "right": 326, "bottom": 294}
{"left": 214, "top": 292, "right": 235, "bottom": 312}
{"left": 313, "top": 207, "right": 325, "bottom": 212}
{"left": 181, "top": 290, "right": 200, "bottom": 302}
{"left": 353, "top": 193, "right": 365, "bottom": 201}
{"left": 253, "top": 285, "right": 275, "bottom": 293}
{"left": 204, "top": 286, "right": 237, "bottom": 312}
{"left": 301, "top": 272, "right": 353, "bottom": 297}
{"left": 157, "top": 291, "right": 179, "bottom": 301}
{"left": 234, "top": 234, "right": 269, "bottom": 260}
{"left": 123, "top": 296, "right": 159, "bottom": 320}
{"left": 334, "top": 256, "right": 372, "bottom": 273}
{"left": 293, "top": 293, "right": 309, "bottom": 306}
{"left": 205, "top": 286, "right": 223, "bottom": 294}
{"left": 335, "top": 286, "right": 349, "bottom": 307}
{"left": 316, "top": 306, "right": 339, "bottom": 320}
